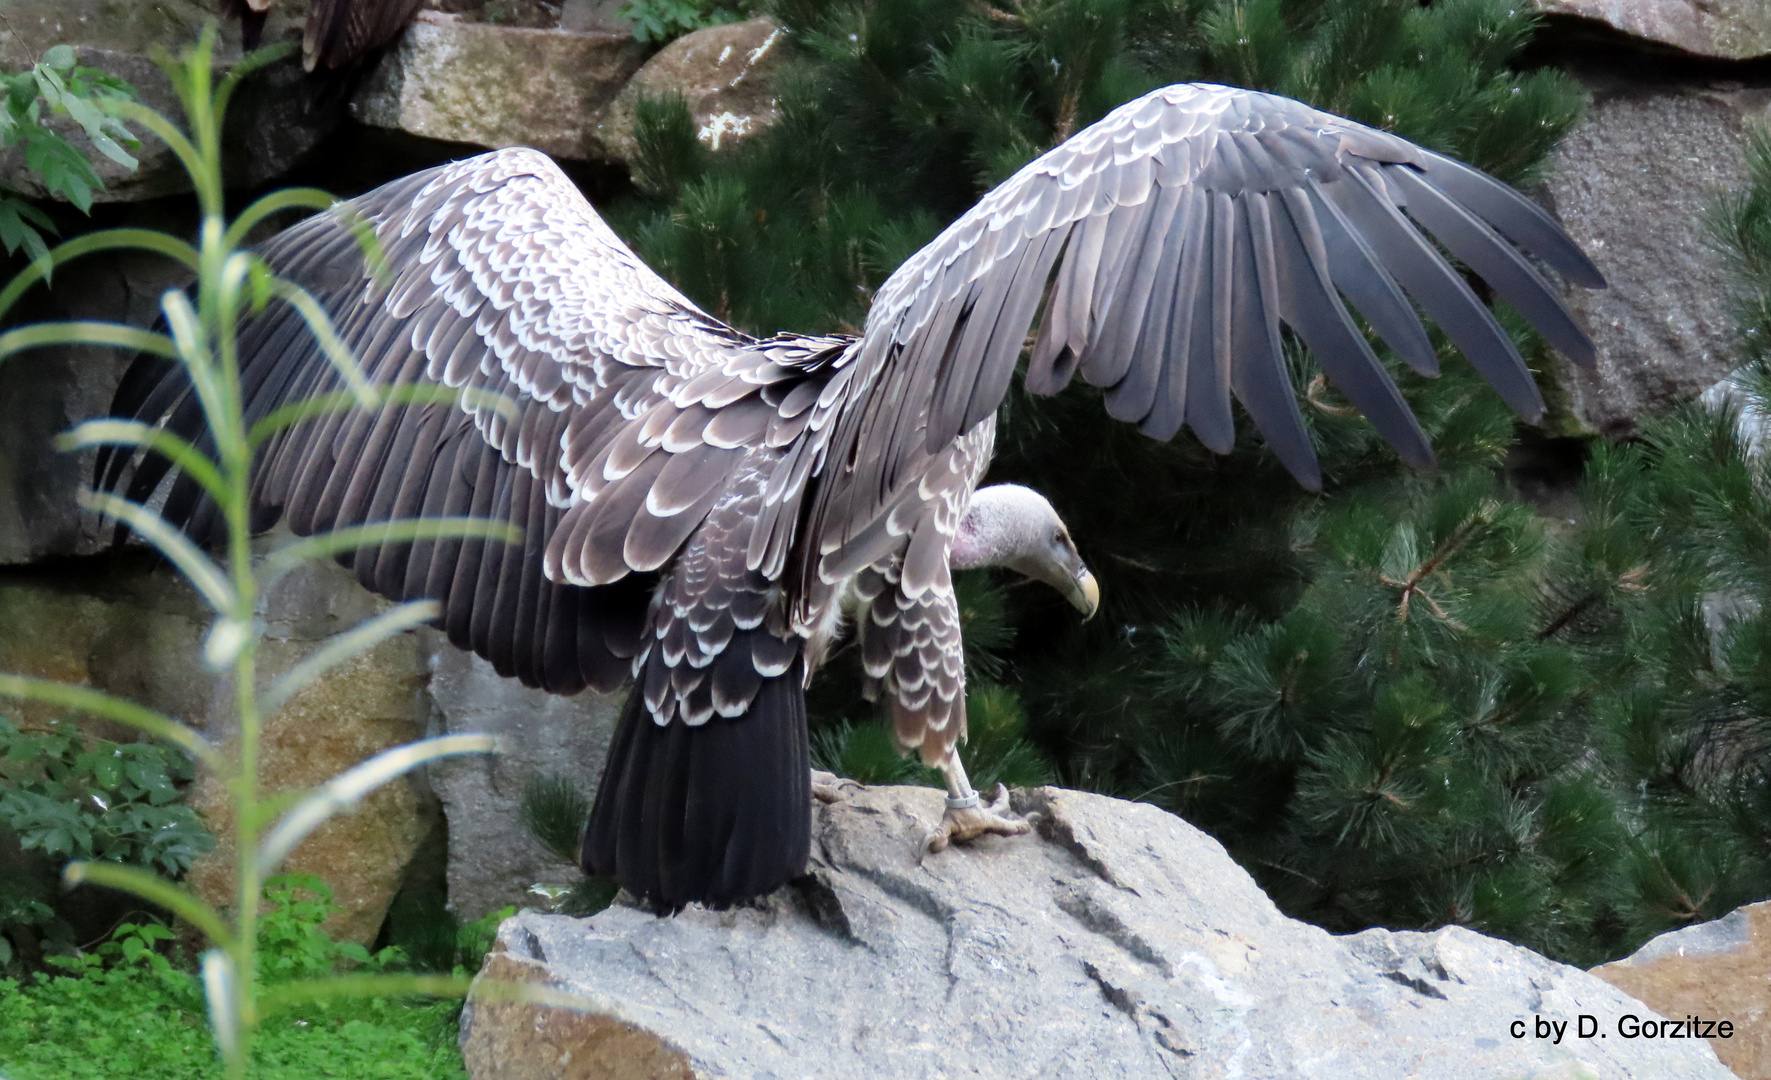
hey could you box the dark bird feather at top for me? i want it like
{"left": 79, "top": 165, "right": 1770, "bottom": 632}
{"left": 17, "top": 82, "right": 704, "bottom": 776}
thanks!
{"left": 100, "top": 84, "right": 1605, "bottom": 910}
{"left": 218, "top": 0, "right": 426, "bottom": 70}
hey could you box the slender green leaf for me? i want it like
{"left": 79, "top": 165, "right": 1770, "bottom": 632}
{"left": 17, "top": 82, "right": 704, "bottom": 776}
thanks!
{"left": 263, "top": 519, "right": 523, "bottom": 577}
{"left": 161, "top": 287, "right": 211, "bottom": 363}
{"left": 63, "top": 861, "right": 235, "bottom": 948}
{"left": 0, "top": 228, "right": 199, "bottom": 322}
{"left": 255, "top": 734, "right": 498, "bottom": 875}
{"left": 0, "top": 674, "right": 220, "bottom": 769}
{"left": 58, "top": 419, "right": 227, "bottom": 503}
{"left": 223, "top": 187, "right": 337, "bottom": 252}
{"left": 260, "top": 601, "right": 441, "bottom": 716}
{"left": 464, "top": 975, "right": 639, "bottom": 1014}
{"left": 247, "top": 384, "right": 519, "bottom": 446}
{"left": 0, "top": 320, "right": 176, "bottom": 362}
{"left": 257, "top": 973, "right": 472, "bottom": 1012}
{"left": 79, "top": 490, "right": 234, "bottom": 612}
{"left": 201, "top": 949, "right": 244, "bottom": 1074}
{"left": 272, "top": 279, "right": 376, "bottom": 407}
{"left": 214, "top": 40, "right": 298, "bottom": 122}
{"left": 103, "top": 99, "right": 208, "bottom": 206}
{"left": 332, "top": 202, "right": 388, "bottom": 285}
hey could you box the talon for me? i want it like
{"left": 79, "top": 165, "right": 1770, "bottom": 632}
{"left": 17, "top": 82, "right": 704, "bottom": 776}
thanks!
{"left": 811, "top": 769, "right": 861, "bottom": 805}
{"left": 923, "top": 783, "right": 1032, "bottom": 853}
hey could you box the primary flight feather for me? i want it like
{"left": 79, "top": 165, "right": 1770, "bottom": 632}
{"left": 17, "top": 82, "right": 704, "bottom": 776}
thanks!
{"left": 101, "top": 83, "right": 1604, "bottom": 910}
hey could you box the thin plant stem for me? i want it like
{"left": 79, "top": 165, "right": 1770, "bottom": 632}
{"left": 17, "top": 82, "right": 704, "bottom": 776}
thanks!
{"left": 0, "top": 27, "right": 508, "bottom": 1075}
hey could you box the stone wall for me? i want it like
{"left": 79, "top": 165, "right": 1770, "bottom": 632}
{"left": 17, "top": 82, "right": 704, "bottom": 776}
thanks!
{"left": 1542, "top": 56, "right": 1771, "bottom": 435}
{"left": 0, "top": 549, "right": 618, "bottom": 941}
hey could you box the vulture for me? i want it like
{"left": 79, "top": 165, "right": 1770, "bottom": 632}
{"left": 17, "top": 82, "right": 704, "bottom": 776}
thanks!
{"left": 100, "top": 83, "right": 1605, "bottom": 910}
{"left": 218, "top": 0, "right": 426, "bottom": 71}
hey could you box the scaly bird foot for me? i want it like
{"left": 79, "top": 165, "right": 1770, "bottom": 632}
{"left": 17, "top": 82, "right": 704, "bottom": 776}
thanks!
{"left": 811, "top": 769, "right": 862, "bottom": 805}
{"left": 924, "top": 784, "right": 1036, "bottom": 853}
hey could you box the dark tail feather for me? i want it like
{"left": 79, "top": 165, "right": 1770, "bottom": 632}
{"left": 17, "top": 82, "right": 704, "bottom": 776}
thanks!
{"left": 584, "top": 652, "right": 810, "bottom": 911}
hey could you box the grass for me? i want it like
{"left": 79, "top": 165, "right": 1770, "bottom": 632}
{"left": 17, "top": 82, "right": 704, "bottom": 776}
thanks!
{"left": 0, "top": 975, "right": 467, "bottom": 1080}
{"left": 0, "top": 879, "right": 503, "bottom": 1079}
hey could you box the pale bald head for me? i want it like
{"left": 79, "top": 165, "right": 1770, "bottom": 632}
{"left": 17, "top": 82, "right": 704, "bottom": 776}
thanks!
{"left": 949, "top": 484, "right": 1099, "bottom": 617}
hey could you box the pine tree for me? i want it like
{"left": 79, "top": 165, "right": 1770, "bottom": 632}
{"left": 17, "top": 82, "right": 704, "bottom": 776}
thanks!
{"left": 602, "top": 0, "right": 1771, "bottom": 964}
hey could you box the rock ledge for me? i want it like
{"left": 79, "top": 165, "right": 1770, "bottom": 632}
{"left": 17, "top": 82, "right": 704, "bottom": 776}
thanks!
{"left": 461, "top": 785, "right": 1731, "bottom": 1079}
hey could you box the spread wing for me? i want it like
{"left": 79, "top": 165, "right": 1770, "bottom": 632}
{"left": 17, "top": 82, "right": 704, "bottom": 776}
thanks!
{"left": 101, "top": 148, "right": 826, "bottom": 694}
{"left": 788, "top": 81, "right": 1605, "bottom": 616}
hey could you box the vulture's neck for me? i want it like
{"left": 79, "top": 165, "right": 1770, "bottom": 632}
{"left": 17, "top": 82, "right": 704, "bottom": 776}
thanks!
{"left": 949, "top": 484, "right": 1054, "bottom": 570}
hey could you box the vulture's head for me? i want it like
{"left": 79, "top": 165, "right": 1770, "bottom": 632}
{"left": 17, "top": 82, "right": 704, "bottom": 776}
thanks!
{"left": 951, "top": 484, "right": 1099, "bottom": 619}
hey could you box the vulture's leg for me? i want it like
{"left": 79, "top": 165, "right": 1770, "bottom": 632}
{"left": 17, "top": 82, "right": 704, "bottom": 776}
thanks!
{"left": 811, "top": 769, "right": 861, "bottom": 804}
{"left": 925, "top": 754, "right": 1034, "bottom": 852}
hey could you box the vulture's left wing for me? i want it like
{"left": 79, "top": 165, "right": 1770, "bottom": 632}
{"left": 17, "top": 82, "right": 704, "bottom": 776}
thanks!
{"left": 101, "top": 148, "right": 778, "bottom": 693}
{"left": 792, "top": 82, "right": 1604, "bottom": 607}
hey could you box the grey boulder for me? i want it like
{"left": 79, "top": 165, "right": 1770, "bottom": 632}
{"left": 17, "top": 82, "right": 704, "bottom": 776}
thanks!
{"left": 350, "top": 11, "right": 643, "bottom": 162}
{"left": 460, "top": 785, "right": 1731, "bottom": 1079}
{"left": 1532, "top": 0, "right": 1771, "bottom": 61}
{"left": 1545, "top": 81, "right": 1771, "bottom": 436}
{"left": 598, "top": 17, "right": 789, "bottom": 162}
{"left": 421, "top": 631, "right": 621, "bottom": 921}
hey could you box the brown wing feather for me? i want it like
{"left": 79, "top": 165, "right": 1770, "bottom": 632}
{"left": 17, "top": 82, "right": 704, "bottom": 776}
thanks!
{"left": 99, "top": 148, "right": 803, "bottom": 696}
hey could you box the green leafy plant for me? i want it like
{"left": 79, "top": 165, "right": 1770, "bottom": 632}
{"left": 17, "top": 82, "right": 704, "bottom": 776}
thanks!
{"left": 0, "top": 886, "right": 471, "bottom": 1079}
{"left": 0, "top": 713, "right": 213, "bottom": 969}
{"left": 0, "top": 715, "right": 212, "bottom": 873}
{"left": 253, "top": 876, "right": 404, "bottom": 984}
{"left": 0, "top": 890, "right": 56, "bottom": 970}
{"left": 0, "top": 26, "right": 532, "bottom": 1077}
{"left": 381, "top": 890, "right": 517, "bottom": 976}
{"left": 618, "top": 0, "right": 752, "bottom": 45}
{"left": 0, "top": 43, "right": 139, "bottom": 271}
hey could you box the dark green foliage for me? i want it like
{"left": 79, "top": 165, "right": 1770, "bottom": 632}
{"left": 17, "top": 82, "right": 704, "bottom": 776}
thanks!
{"left": 515, "top": 774, "right": 619, "bottom": 915}
{"left": 1709, "top": 125, "right": 1771, "bottom": 369}
{"left": 0, "top": 715, "right": 213, "bottom": 969}
{"left": 0, "top": 716, "right": 213, "bottom": 874}
{"left": 808, "top": 678, "right": 1053, "bottom": 789}
{"left": 383, "top": 889, "right": 516, "bottom": 975}
{"left": 619, "top": 0, "right": 762, "bottom": 44}
{"left": 811, "top": 718, "right": 934, "bottom": 785}
{"left": 557, "top": 877, "right": 622, "bottom": 917}
{"left": 0, "top": 45, "right": 139, "bottom": 267}
{"left": 0, "top": 883, "right": 474, "bottom": 1079}
{"left": 1568, "top": 350, "right": 1771, "bottom": 942}
{"left": 520, "top": 773, "right": 592, "bottom": 865}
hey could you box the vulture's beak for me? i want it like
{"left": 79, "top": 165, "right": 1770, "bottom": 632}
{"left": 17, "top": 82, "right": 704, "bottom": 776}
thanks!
{"left": 1064, "top": 566, "right": 1101, "bottom": 621}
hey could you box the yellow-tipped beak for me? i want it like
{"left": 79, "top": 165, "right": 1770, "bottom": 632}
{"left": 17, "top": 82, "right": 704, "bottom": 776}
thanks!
{"left": 1070, "top": 569, "right": 1101, "bottom": 620}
